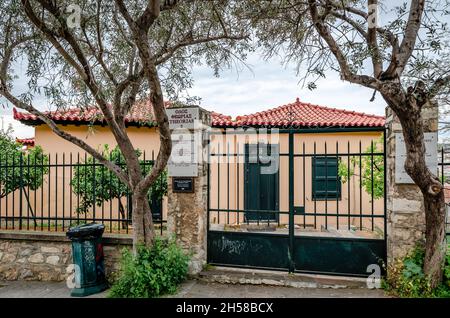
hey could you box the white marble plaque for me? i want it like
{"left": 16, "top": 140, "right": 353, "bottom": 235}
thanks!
{"left": 166, "top": 107, "right": 199, "bottom": 129}
{"left": 395, "top": 132, "right": 437, "bottom": 184}
{"left": 168, "top": 132, "right": 198, "bottom": 177}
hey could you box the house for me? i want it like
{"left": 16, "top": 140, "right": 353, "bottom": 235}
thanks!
{"left": 16, "top": 137, "right": 35, "bottom": 151}
{"left": 10, "top": 97, "right": 385, "bottom": 235}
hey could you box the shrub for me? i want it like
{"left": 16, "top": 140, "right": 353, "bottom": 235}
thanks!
{"left": 108, "top": 237, "right": 189, "bottom": 298}
{"left": 383, "top": 244, "right": 450, "bottom": 298}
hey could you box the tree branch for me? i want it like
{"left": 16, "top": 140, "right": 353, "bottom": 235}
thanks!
{"left": 307, "top": 0, "right": 380, "bottom": 89}
{"left": 154, "top": 33, "right": 249, "bottom": 65}
{"left": 367, "top": 0, "right": 382, "bottom": 78}
{"left": 396, "top": 0, "right": 425, "bottom": 76}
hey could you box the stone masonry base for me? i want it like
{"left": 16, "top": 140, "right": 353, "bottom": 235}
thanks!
{"left": 0, "top": 231, "right": 131, "bottom": 281}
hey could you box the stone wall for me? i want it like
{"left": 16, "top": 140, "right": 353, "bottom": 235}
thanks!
{"left": 385, "top": 101, "right": 438, "bottom": 262}
{"left": 0, "top": 231, "right": 131, "bottom": 281}
{"left": 167, "top": 106, "right": 211, "bottom": 275}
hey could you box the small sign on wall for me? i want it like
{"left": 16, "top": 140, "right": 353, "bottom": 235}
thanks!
{"left": 172, "top": 177, "right": 195, "bottom": 193}
{"left": 395, "top": 132, "right": 438, "bottom": 184}
{"left": 166, "top": 107, "right": 199, "bottom": 129}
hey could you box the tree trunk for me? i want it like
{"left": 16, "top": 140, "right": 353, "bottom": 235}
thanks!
{"left": 385, "top": 94, "right": 447, "bottom": 288}
{"left": 423, "top": 191, "right": 447, "bottom": 286}
{"left": 131, "top": 191, "right": 155, "bottom": 254}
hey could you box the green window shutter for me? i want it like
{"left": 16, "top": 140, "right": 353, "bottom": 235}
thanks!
{"left": 312, "top": 157, "right": 341, "bottom": 200}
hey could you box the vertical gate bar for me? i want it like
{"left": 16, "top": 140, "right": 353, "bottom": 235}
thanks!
{"left": 19, "top": 153, "right": 23, "bottom": 230}
{"left": 33, "top": 154, "right": 37, "bottom": 230}
{"left": 40, "top": 153, "right": 44, "bottom": 230}
{"left": 108, "top": 151, "right": 113, "bottom": 233}
{"left": 55, "top": 153, "right": 58, "bottom": 231}
{"left": 47, "top": 153, "right": 51, "bottom": 231}
{"left": 313, "top": 142, "right": 317, "bottom": 229}
{"left": 12, "top": 152, "right": 15, "bottom": 229}
{"left": 92, "top": 157, "right": 96, "bottom": 223}
{"left": 441, "top": 147, "right": 444, "bottom": 182}
{"left": 336, "top": 141, "right": 339, "bottom": 230}
{"left": 347, "top": 141, "right": 351, "bottom": 230}
{"left": 5, "top": 154, "right": 9, "bottom": 229}
{"left": 289, "top": 131, "right": 295, "bottom": 272}
{"left": 257, "top": 140, "right": 260, "bottom": 226}
{"left": 4, "top": 154, "right": 7, "bottom": 229}
{"left": 217, "top": 142, "right": 220, "bottom": 225}
{"left": 70, "top": 153, "right": 73, "bottom": 230}
{"left": 383, "top": 130, "right": 388, "bottom": 264}
{"left": 101, "top": 155, "right": 104, "bottom": 227}
{"left": 371, "top": 140, "right": 374, "bottom": 231}
{"left": 325, "top": 142, "right": 328, "bottom": 230}
{"left": 227, "top": 143, "right": 230, "bottom": 225}
{"left": 237, "top": 138, "right": 240, "bottom": 225}
{"left": 303, "top": 142, "right": 306, "bottom": 229}
{"left": 207, "top": 132, "right": 210, "bottom": 236}
{"left": 27, "top": 154, "right": 30, "bottom": 230}
{"left": 0, "top": 154, "right": 2, "bottom": 230}
{"left": 84, "top": 152, "right": 87, "bottom": 224}
{"left": 359, "top": 141, "right": 362, "bottom": 230}
{"left": 62, "top": 153, "right": 65, "bottom": 231}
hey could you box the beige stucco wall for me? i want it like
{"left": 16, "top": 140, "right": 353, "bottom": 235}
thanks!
{"left": 35, "top": 124, "right": 161, "bottom": 156}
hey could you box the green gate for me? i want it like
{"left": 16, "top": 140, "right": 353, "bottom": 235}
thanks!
{"left": 207, "top": 128, "right": 387, "bottom": 277}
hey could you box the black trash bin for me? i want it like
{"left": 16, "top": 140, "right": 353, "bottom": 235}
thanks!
{"left": 66, "top": 223, "right": 108, "bottom": 297}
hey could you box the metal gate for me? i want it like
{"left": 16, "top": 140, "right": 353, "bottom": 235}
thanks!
{"left": 207, "top": 128, "right": 386, "bottom": 277}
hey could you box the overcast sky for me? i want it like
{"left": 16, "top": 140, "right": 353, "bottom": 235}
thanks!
{"left": 0, "top": 52, "right": 387, "bottom": 139}
{"left": 1, "top": 0, "right": 447, "bottom": 140}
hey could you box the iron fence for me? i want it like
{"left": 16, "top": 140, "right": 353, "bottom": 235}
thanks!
{"left": 206, "top": 129, "right": 387, "bottom": 276}
{"left": 0, "top": 151, "right": 166, "bottom": 234}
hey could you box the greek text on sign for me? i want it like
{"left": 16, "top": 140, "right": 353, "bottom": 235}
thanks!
{"left": 167, "top": 107, "right": 199, "bottom": 129}
{"left": 395, "top": 132, "right": 437, "bottom": 184}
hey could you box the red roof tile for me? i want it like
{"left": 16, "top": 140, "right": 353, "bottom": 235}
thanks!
{"left": 16, "top": 137, "right": 35, "bottom": 146}
{"left": 13, "top": 100, "right": 170, "bottom": 126}
{"left": 13, "top": 100, "right": 231, "bottom": 127}
{"left": 13, "top": 97, "right": 385, "bottom": 129}
{"left": 213, "top": 98, "right": 385, "bottom": 128}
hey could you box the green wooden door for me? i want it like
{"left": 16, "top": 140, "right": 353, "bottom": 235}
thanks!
{"left": 244, "top": 144, "right": 279, "bottom": 222}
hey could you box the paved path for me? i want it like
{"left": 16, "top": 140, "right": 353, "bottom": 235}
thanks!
{"left": 0, "top": 280, "right": 387, "bottom": 298}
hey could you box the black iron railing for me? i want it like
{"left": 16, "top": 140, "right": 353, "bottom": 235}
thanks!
{"left": 0, "top": 151, "right": 166, "bottom": 235}
{"left": 206, "top": 129, "right": 387, "bottom": 276}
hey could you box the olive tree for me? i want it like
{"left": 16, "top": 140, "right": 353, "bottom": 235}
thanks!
{"left": 0, "top": 0, "right": 249, "bottom": 250}
{"left": 248, "top": 0, "right": 450, "bottom": 286}
{"left": 72, "top": 144, "right": 167, "bottom": 229}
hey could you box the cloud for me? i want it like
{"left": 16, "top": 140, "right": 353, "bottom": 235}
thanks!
{"left": 187, "top": 54, "right": 387, "bottom": 118}
{"left": 0, "top": 114, "right": 34, "bottom": 138}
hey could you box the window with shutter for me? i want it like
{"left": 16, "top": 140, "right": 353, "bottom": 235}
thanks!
{"left": 312, "top": 156, "right": 341, "bottom": 200}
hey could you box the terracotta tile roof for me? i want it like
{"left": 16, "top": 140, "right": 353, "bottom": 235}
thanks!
{"left": 213, "top": 98, "right": 385, "bottom": 128}
{"left": 13, "top": 97, "right": 385, "bottom": 129}
{"left": 13, "top": 100, "right": 169, "bottom": 126}
{"left": 14, "top": 100, "right": 228, "bottom": 127}
{"left": 16, "top": 137, "right": 35, "bottom": 146}
{"left": 210, "top": 111, "right": 232, "bottom": 127}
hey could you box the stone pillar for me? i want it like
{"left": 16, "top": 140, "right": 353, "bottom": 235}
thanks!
{"left": 167, "top": 106, "right": 211, "bottom": 274}
{"left": 386, "top": 101, "right": 438, "bottom": 263}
